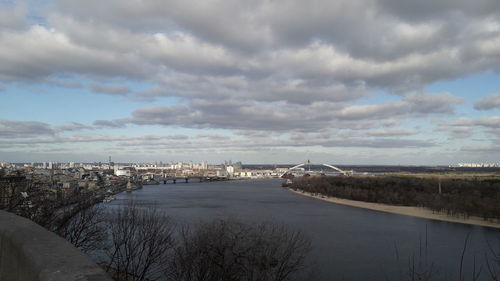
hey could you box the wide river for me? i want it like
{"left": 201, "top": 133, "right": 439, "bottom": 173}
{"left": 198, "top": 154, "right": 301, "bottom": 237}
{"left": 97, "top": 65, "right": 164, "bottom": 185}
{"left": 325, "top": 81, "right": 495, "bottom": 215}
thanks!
{"left": 105, "top": 179, "right": 500, "bottom": 281}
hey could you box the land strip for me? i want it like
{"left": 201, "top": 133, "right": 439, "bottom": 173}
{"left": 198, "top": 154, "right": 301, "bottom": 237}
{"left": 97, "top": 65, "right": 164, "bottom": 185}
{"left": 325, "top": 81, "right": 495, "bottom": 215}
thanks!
{"left": 288, "top": 188, "right": 500, "bottom": 229}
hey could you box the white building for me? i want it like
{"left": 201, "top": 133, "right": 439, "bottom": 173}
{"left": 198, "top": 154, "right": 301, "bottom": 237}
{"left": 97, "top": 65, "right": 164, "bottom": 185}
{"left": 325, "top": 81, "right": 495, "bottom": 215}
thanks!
{"left": 115, "top": 168, "right": 132, "bottom": 177}
{"left": 226, "top": 166, "right": 234, "bottom": 177}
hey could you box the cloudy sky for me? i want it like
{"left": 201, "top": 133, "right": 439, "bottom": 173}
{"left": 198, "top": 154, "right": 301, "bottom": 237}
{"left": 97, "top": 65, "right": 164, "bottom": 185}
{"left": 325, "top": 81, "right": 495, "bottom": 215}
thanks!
{"left": 1, "top": 0, "right": 500, "bottom": 164}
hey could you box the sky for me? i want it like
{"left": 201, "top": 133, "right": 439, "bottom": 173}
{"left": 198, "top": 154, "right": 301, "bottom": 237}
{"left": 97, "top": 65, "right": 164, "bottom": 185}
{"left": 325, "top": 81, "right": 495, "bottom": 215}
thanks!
{"left": 0, "top": 0, "right": 500, "bottom": 165}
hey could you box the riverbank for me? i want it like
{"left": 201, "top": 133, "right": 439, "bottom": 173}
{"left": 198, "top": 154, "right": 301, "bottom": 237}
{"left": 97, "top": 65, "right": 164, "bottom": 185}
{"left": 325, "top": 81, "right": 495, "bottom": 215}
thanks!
{"left": 288, "top": 188, "right": 500, "bottom": 229}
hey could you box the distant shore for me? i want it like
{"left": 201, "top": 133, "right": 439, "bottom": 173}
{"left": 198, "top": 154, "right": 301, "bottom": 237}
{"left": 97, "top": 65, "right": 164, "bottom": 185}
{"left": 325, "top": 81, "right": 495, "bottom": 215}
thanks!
{"left": 288, "top": 188, "right": 500, "bottom": 229}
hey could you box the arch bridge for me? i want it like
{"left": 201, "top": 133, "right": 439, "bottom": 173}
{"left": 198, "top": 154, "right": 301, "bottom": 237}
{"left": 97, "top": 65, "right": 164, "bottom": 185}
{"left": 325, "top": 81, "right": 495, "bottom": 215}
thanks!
{"left": 280, "top": 162, "right": 353, "bottom": 178}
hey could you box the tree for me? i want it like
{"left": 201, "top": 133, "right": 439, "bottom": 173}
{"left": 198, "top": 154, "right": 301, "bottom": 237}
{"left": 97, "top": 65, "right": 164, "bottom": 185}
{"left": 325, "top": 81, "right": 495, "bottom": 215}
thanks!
{"left": 102, "top": 203, "right": 175, "bottom": 281}
{"left": 53, "top": 204, "right": 106, "bottom": 253}
{"left": 166, "top": 219, "right": 313, "bottom": 281}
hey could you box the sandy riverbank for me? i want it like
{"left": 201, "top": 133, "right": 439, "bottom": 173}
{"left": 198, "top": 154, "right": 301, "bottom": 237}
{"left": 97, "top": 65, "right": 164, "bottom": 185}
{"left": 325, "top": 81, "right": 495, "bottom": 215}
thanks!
{"left": 288, "top": 188, "right": 500, "bottom": 229}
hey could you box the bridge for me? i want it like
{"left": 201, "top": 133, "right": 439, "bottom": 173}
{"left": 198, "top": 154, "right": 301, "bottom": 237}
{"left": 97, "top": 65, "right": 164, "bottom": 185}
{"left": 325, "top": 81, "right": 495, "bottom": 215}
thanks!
{"left": 157, "top": 176, "right": 228, "bottom": 184}
{"left": 140, "top": 173, "right": 230, "bottom": 185}
{"left": 280, "top": 161, "right": 353, "bottom": 178}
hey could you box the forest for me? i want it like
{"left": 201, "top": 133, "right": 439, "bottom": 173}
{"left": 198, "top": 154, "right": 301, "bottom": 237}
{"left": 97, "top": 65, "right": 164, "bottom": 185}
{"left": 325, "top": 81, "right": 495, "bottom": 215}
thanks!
{"left": 289, "top": 174, "right": 500, "bottom": 222}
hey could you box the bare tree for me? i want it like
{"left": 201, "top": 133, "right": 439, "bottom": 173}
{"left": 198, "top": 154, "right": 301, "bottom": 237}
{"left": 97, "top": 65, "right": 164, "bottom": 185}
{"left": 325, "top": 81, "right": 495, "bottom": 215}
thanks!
{"left": 53, "top": 204, "right": 106, "bottom": 253}
{"left": 166, "top": 219, "right": 313, "bottom": 281}
{"left": 102, "top": 203, "right": 175, "bottom": 281}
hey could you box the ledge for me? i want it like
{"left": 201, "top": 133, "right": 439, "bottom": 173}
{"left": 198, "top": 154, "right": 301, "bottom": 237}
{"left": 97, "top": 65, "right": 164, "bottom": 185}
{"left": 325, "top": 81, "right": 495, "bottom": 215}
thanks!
{"left": 0, "top": 210, "right": 112, "bottom": 281}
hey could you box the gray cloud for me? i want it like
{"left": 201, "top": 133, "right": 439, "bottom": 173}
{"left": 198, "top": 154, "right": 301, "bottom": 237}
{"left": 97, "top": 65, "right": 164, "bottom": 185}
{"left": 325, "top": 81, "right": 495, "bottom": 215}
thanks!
{"left": 47, "top": 78, "right": 84, "bottom": 89}
{"left": 55, "top": 122, "right": 93, "bottom": 132}
{"left": 0, "top": 1, "right": 499, "bottom": 102}
{"left": 377, "top": 0, "right": 500, "bottom": 22}
{"left": 0, "top": 25, "right": 150, "bottom": 82}
{"left": 335, "top": 93, "right": 461, "bottom": 121}
{"left": 405, "top": 92, "right": 463, "bottom": 114}
{"left": 90, "top": 83, "right": 131, "bottom": 96}
{"left": 128, "top": 100, "right": 344, "bottom": 132}
{"left": 0, "top": 2, "right": 27, "bottom": 30}
{"left": 196, "top": 133, "right": 231, "bottom": 141}
{"left": 436, "top": 116, "right": 500, "bottom": 139}
{"left": 125, "top": 92, "right": 460, "bottom": 132}
{"left": 474, "top": 93, "right": 500, "bottom": 110}
{"left": 447, "top": 127, "right": 474, "bottom": 139}
{"left": 364, "top": 129, "right": 420, "bottom": 137}
{"left": 1, "top": 0, "right": 498, "bottom": 163}
{"left": 93, "top": 120, "right": 126, "bottom": 128}
{"left": 475, "top": 116, "right": 500, "bottom": 128}
{"left": 0, "top": 134, "right": 189, "bottom": 146}
{"left": 461, "top": 145, "right": 500, "bottom": 153}
{"left": 0, "top": 119, "right": 55, "bottom": 138}
{"left": 0, "top": 132, "right": 434, "bottom": 150}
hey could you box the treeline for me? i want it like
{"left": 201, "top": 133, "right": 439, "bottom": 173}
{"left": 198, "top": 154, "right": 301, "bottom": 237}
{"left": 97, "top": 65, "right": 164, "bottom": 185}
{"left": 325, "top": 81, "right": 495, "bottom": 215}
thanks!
{"left": 289, "top": 175, "right": 500, "bottom": 221}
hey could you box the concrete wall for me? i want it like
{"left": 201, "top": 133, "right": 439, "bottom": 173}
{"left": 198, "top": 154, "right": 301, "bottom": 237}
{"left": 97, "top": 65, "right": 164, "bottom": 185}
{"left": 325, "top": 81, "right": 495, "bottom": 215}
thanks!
{"left": 0, "top": 210, "right": 112, "bottom": 281}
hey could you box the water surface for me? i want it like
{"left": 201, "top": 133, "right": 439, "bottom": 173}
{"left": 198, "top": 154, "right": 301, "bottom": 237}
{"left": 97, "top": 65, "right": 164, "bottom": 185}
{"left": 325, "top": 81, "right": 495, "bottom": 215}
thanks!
{"left": 106, "top": 179, "right": 500, "bottom": 281}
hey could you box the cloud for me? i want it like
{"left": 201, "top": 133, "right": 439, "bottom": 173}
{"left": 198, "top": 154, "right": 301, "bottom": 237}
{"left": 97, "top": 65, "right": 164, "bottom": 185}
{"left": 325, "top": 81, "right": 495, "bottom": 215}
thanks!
{"left": 196, "top": 133, "right": 231, "bottom": 141}
{"left": 364, "top": 129, "right": 420, "bottom": 137}
{"left": 47, "top": 78, "right": 84, "bottom": 88}
{"left": 0, "top": 25, "right": 149, "bottom": 81}
{"left": 461, "top": 145, "right": 500, "bottom": 153}
{"left": 0, "top": 119, "right": 55, "bottom": 138}
{"left": 0, "top": 134, "right": 189, "bottom": 146}
{"left": 1, "top": 1, "right": 500, "bottom": 100}
{"left": 90, "top": 83, "right": 131, "bottom": 95}
{"left": 474, "top": 93, "right": 500, "bottom": 110}
{"left": 447, "top": 127, "right": 474, "bottom": 139}
{"left": 55, "top": 122, "right": 93, "bottom": 132}
{"left": 1, "top": 132, "right": 435, "bottom": 151}
{"left": 127, "top": 100, "right": 345, "bottom": 131}
{"left": 124, "top": 91, "right": 461, "bottom": 132}
{"left": 93, "top": 120, "right": 126, "bottom": 128}
{"left": 335, "top": 92, "right": 461, "bottom": 121}
{"left": 474, "top": 116, "right": 500, "bottom": 128}
{"left": 435, "top": 116, "right": 500, "bottom": 139}
{"left": 335, "top": 102, "right": 408, "bottom": 121}
{"left": 377, "top": 0, "right": 500, "bottom": 22}
{"left": 0, "top": 2, "right": 27, "bottom": 30}
{"left": 2, "top": 0, "right": 499, "bottom": 163}
{"left": 404, "top": 92, "right": 463, "bottom": 114}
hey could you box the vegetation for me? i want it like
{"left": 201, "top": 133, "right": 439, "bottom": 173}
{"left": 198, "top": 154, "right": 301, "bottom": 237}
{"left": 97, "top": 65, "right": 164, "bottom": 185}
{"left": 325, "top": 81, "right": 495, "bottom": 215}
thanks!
{"left": 56, "top": 203, "right": 313, "bottom": 281}
{"left": 289, "top": 174, "right": 500, "bottom": 221}
{"left": 167, "top": 219, "right": 312, "bottom": 281}
{"left": 102, "top": 204, "right": 175, "bottom": 281}
{"left": 53, "top": 204, "right": 107, "bottom": 253}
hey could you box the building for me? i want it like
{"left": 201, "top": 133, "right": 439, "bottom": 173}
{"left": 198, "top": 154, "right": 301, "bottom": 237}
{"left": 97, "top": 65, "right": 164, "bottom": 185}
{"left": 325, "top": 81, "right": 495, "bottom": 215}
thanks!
{"left": 226, "top": 166, "right": 234, "bottom": 177}
{"left": 115, "top": 167, "right": 133, "bottom": 177}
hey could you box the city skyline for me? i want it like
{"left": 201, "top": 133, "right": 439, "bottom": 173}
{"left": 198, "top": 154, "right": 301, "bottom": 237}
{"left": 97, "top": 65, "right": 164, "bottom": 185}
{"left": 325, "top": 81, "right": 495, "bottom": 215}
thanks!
{"left": 1, "top": 0, "right": 500, "bottom": 164}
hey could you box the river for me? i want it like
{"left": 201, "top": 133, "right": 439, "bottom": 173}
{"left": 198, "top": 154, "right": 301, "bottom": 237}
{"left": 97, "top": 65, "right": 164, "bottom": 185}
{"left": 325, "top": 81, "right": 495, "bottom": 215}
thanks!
{"left": 104, "top": 178, "right": 500, "bottom": 281}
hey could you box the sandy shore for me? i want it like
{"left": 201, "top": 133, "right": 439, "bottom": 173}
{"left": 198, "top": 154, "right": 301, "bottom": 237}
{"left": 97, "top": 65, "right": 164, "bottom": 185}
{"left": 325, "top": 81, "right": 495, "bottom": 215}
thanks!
{"left": 288, "top": 188, "right": 500, "bottom": 229}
